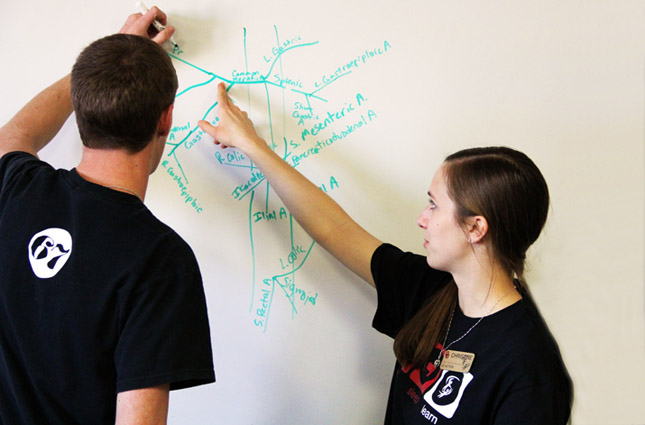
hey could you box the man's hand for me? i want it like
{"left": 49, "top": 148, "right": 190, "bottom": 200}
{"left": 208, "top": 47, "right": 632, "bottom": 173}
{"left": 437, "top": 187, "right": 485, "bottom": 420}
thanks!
{"left": 119, "top": 6, "right": 175, "bottom": 46}
{"left": 0, "top": 7, "right": 175, "bottom": 159}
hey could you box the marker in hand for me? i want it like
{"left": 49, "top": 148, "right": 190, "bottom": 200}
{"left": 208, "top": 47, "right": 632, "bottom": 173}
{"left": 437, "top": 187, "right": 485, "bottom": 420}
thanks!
{"left": 135, "top": 1, "right": 179, "bottom": 47}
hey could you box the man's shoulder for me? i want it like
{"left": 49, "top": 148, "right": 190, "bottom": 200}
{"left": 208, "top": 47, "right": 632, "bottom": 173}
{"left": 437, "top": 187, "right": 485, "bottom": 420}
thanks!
{"left": 0, "top": 151, "right": 47, "bottom": 178}
{"left": 0, "top": 151, "right": 61, "bottom": 204}
{"left": 124, "top": 212, "right": 199, "bottom": 271}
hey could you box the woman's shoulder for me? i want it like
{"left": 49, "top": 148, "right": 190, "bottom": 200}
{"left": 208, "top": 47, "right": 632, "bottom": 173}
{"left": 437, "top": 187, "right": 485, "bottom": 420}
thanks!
{"left": 492, "top": 296, "right": 562, "bottom": 352}
{"left": 494, "top": 296, "right": 571, "bottom": 386}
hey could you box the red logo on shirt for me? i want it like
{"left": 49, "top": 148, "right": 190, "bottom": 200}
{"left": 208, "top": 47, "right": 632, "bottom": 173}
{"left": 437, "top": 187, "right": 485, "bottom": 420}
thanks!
{"left": 401, "top": 342, "right": 444, "bottom": 394}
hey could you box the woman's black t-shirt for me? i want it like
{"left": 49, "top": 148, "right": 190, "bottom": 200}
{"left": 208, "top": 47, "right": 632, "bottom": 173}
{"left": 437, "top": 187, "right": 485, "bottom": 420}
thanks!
{"left": 371, "top": 243, "right": 573, "bottom": 425}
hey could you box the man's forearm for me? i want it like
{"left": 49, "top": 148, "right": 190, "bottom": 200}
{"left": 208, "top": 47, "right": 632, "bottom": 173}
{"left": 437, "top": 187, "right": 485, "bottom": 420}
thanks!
{"left": 0, "top": 74, "right": 73, "bottom": 157}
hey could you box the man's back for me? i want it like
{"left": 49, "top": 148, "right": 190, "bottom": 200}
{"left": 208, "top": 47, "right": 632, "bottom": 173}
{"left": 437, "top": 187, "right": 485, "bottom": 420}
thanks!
{"left": 0, "top": 152, "right": 214, "bottom": 424}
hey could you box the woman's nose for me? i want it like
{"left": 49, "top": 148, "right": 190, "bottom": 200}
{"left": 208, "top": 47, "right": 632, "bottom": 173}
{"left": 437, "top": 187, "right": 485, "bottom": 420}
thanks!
{"left": 417, "top": 206, "right": 429, "bottom": 228}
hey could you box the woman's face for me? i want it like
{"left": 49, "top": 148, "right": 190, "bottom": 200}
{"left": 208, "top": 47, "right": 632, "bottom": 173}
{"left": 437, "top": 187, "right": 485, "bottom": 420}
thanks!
{"left": 417, "top": 164, "right": 470, "bottom": 272}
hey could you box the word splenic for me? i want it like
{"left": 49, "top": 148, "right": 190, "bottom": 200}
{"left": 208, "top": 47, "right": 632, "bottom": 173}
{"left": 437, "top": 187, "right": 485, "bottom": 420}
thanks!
{"left": 273, "top": 73, "right": 303, "bottom": 89}
{"left": 161, "top": 161, "right": 204, "bottom": 213}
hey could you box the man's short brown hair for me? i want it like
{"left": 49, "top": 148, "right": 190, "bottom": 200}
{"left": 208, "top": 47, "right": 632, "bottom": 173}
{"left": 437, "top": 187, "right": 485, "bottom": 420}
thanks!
{"left": 71, "top": 34, "right": 178, "bottom": 153}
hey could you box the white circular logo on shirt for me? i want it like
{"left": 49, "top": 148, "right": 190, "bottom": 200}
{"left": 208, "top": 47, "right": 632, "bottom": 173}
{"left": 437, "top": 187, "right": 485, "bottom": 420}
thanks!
{"left": 28, "top": 228, "right": 73, "bottom": 279}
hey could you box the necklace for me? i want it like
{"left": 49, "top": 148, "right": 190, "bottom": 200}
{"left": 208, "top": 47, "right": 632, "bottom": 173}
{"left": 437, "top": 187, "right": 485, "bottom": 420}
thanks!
{"left": 107, "top": 185, "right": 142, "bottom": 201}
{"left": 434, "top": 284, "right": 516, "bottom": 369}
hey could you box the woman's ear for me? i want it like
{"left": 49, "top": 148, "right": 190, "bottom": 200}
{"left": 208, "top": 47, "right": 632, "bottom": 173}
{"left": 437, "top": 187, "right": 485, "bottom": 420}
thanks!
{"left": 465, "top": 215, "right": 488, "bottom": 244}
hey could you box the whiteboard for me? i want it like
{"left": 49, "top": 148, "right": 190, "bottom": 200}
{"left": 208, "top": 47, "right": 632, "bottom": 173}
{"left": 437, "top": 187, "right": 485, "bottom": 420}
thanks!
{"left": 1, "top": 1, "right": 644, "bottom": 424}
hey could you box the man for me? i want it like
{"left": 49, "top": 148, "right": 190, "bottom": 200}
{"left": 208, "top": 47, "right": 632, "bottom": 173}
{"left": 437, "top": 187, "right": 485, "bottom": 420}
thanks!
{"left": 0, "top": 8, "right": 214, "bottom": 424}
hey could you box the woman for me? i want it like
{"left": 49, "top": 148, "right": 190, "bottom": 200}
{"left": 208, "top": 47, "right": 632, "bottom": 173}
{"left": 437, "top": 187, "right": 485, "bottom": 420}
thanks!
{"left": 199, "top": 83, "right": 573, "bottom": 424}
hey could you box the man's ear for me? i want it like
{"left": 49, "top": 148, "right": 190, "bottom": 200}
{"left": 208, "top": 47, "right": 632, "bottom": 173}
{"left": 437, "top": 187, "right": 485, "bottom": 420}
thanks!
{"left": 157, "top": 104, "right": 174, "bottom": 137}
{"left": 465, "top": 215, "right": 488, "bottom": 244}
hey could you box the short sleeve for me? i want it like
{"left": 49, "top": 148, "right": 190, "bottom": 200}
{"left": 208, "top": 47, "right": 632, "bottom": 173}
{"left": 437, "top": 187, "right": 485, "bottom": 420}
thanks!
{"left": 370, "top": 243, "right": 451, "bottom": 338}
{"left": 0, "top": 151, "right": 42, "bottom": 193}
{"left": 114, "top": 240, "right": 215, "bottom": 393}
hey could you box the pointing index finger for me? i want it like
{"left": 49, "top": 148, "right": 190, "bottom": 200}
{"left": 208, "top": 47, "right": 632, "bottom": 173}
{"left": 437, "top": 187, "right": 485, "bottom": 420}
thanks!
{"left": 217, "top": 83, "right": 230, "bottom": 108}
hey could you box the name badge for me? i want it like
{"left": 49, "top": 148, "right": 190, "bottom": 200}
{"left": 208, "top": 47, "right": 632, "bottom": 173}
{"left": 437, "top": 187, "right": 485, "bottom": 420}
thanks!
{"left": 440, "top": 350, "right": 475, "bottom": 373}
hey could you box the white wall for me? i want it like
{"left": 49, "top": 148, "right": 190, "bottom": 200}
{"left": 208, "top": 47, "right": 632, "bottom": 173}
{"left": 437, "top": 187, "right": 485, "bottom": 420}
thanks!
{"left": 1, "top": 1, "right": 643, "bottom": 423}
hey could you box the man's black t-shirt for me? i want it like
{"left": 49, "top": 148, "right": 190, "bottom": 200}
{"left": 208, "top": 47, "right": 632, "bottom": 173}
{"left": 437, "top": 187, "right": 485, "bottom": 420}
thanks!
{"left": 371, "top": 243, "right": 573, "bottom": 425}
{"left": 0, "top": 152, "right": 215, "bottom": 424}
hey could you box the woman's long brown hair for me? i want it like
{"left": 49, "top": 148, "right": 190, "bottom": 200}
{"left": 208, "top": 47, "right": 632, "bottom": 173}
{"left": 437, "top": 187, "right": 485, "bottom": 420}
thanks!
{"left": 393, "top": 147, "right": 550, "bottom": 369}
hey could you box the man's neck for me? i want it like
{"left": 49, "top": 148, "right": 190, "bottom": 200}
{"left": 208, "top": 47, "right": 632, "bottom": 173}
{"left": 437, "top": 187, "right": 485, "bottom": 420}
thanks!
{"left": 76, "top": 146, "right": 151, "bottom": 201}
